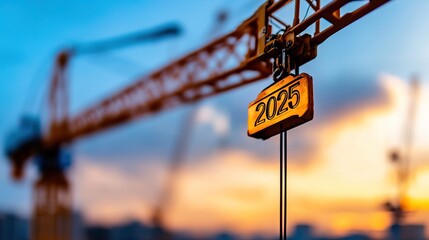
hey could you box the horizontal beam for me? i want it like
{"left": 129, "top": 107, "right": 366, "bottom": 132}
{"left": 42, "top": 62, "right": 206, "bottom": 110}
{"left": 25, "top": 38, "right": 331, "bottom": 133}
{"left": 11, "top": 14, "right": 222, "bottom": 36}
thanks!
{"left": 44, "top": 0, "right": 390, "bottom": 145}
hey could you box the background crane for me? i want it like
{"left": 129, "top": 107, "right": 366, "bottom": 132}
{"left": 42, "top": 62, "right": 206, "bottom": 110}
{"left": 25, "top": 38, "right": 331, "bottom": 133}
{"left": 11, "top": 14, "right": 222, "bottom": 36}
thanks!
{"left": 4, "top": 0, "right": 390, "bottom": 239}
{"left": 384, "top": 76, "right": 420, "bottom": 240}
{"left": 5, "top": 23, "right": 182, "bottom": 240}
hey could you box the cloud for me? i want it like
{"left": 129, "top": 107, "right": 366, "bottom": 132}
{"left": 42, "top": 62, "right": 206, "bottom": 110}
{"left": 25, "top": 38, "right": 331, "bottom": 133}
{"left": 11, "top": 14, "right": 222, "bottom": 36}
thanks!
{"left": 68, "top": 73, "right": 429, "bottom": 237}
{"left": 72, "top": 150, "right": 281, "bottom": 235}
{"left": 73, "top": 71, "right": 390, "bottom": 169}
{"left": 71, "top": 156, "right": 169, "bottom": 225}
{"left": 195, "top": 104, "right": 229, "bottom": 137}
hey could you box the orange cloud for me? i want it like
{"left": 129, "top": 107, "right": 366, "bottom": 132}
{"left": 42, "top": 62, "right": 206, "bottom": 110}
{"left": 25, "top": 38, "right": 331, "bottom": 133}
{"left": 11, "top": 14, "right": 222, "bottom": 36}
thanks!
{"left": 71, "top": 73, "right": 429, "bottom": 238}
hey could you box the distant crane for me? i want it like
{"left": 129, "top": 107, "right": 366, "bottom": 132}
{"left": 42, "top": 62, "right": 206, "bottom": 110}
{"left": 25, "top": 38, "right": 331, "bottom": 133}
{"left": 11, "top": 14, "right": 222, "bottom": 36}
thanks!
{"left": 5, "top": 23, "right": 181, "bottom": 240}
{"left": 4, "top": 1, "right": 390, "bottom": 239}
{"left": 384, "top": 76, "right": 420, "bottom": 240}
{"left": 150, "top": 11, "right": 232, "bottom": 239}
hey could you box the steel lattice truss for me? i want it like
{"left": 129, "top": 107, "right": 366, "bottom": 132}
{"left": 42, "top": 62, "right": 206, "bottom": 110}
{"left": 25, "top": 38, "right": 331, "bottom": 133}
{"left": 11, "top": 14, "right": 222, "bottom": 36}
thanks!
{"left": 45, "top": 0, "right": 389, "bottom": 145}
{"left": 69, "top": 21, "right": 273, "bottom": 141}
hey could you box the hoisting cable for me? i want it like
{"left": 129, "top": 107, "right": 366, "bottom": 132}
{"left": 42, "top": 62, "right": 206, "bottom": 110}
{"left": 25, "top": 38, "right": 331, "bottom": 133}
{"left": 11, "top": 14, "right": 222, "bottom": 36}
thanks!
{"left": 21, "top": 53, "right": 52, "bottom": 116}
{"left": 280, "top": 124, "right": 283, "bottom": 240}
{"left": 283, "top": 130, "right": 287, "bottom": 240}
{"left": 279, "top": 63, "right": 299, "bottom": 240}
{"left": 280, "top": 129, "right": 287, "bottom": 240}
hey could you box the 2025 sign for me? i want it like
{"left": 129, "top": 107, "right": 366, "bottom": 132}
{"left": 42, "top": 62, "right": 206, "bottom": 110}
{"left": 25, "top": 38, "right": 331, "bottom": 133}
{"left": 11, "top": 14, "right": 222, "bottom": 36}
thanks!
{"left": 248, "top": 73, "right": 314, "bottom": 140}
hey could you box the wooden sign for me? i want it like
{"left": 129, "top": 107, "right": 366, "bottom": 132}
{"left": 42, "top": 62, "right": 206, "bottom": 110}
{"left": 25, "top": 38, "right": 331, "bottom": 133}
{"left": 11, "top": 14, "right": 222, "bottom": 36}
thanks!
{"left": 248, "top": 73, "right": 314, "bottom": 140}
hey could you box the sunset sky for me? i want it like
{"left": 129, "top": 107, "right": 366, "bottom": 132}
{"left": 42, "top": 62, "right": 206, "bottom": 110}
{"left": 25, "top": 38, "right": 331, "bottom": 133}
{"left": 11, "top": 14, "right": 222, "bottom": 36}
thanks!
{"left": 0, "top": 0, "right": 429, "bottom": 238}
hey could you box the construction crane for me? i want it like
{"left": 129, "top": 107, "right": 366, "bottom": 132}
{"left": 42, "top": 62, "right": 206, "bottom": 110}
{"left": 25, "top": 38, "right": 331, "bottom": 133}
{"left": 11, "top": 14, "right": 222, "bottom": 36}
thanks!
{"left": 384, "top": 77, "right": 420, "bottom": 240}
{"left": 5, "top": 23, "right": 182, "bottom": 240}
{"left": 4, "top": 0, "right": 390, "bottom": 239}
{"left": 150, "top": 10, "right": 233, "bottom": 239}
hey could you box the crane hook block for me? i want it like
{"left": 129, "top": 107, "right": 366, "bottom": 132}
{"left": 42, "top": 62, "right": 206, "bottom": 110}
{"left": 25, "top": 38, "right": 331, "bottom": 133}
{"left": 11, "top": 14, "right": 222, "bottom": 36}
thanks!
{"left": 247, "top": 73, "right": 314, "bottom": 140}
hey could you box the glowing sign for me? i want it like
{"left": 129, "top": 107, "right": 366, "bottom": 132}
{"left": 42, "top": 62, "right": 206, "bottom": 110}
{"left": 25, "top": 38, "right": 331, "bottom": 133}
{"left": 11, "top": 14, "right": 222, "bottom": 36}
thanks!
{"left": 248, "top": 73, "right": 314, "bottom": 140}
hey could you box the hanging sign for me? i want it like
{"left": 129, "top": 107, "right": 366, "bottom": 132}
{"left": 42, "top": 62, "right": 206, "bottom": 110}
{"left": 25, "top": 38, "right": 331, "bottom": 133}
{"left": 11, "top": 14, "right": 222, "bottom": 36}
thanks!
{"left": 248, "top": 73, "right": 314, "bottom": 140}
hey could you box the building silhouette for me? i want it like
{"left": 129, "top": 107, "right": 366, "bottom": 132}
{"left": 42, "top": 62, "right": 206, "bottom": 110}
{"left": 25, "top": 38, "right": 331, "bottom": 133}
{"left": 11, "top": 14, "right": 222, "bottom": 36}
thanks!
{"left": 0, "top": 212, "right": 29, "bottom": 240}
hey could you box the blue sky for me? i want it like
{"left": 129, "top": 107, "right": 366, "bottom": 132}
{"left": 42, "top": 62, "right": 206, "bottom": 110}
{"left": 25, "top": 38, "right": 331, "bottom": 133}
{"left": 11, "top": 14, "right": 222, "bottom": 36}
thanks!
{"left": 1, "top": 0, "right": 429, "bottom": 236}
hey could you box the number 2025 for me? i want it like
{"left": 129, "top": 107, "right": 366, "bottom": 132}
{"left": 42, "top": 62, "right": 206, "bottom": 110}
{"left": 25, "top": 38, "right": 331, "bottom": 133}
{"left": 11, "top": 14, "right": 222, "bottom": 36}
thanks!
{"left": 254, "top": 81, "right": 301, "bottom": 127}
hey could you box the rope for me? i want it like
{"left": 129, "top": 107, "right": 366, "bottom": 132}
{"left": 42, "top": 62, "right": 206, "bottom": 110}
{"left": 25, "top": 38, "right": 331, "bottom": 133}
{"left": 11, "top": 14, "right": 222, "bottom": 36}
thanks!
{"left": 280, "top": 125, "right": 283, "bottom": 240}
{"left": 280, "top": 128, "right": 287, "bottom": 240}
